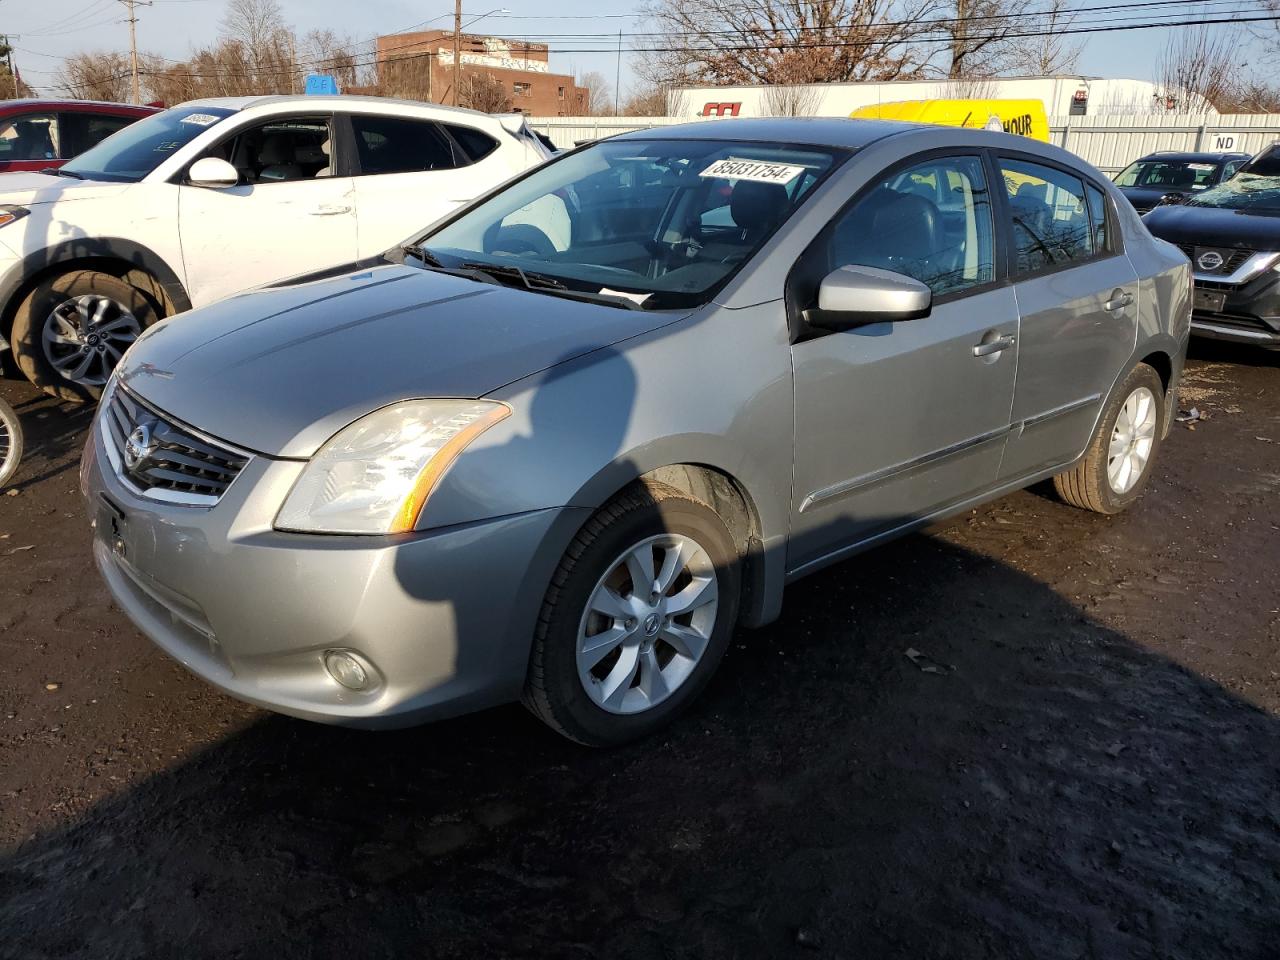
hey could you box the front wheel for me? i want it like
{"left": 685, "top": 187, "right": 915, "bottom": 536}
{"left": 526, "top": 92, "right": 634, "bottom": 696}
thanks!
{"left": 1053, "top": 363, "right": 1165, "bottom": 514}
{"left": 11, "top": 270, "right": 162, "bottom": 402}
{"left": 0, "top": 396, "right": 22, "bottom": 489}
{"left": 524, "top": 482, "right": 741, "bottom": 746}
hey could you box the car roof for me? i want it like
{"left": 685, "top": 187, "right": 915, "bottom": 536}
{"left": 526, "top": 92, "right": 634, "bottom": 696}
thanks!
{"left": 173, "top": 94, "right": 497, "bottom": 121}
{"left": 613, "top": 117, "right": 925, "bottom": 150}
{"left": 1136, "top": 151, "right": 1250, "bottom": 162}
{"left": 0, "top": 98, "right": 156, "bottom": 114}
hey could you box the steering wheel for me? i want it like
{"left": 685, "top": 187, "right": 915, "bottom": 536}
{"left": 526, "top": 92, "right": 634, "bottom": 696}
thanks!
{"left": 491, "top": 224, "right": 557, "bottom": 258}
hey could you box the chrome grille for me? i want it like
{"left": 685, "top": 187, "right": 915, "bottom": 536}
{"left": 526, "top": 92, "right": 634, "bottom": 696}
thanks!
{"left": 102, "top": 385, "right": 249, "bottom": 505}
{"left": 1178, "top": 244, "right": 1253, "bottom": 276}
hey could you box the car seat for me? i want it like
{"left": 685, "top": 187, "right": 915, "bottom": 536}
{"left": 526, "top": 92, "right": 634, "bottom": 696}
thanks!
{"left": 257, "top": 134, "right": 303, "bottom": 182}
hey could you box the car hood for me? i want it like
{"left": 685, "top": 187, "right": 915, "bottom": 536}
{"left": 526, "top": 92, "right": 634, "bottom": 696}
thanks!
{"left": 117, "top": 263, "right": 684, "bottom": 458}
{"left": 1120, "top": 186, "right": 1187, "bottom": 211}
{"left": 0, "top": 172, "right": 132, "bottom": 205}
{"left": 1142, "top": 203, "right": 1280, "bottom": 249}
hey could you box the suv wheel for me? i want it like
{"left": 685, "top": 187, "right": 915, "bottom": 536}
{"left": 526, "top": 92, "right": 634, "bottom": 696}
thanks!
{"left": 524, "top": 481, "right": 741, "bottom": 746}
{"left": 1053, "top": 363, "right": 1165, "bottom": 514}
{"left": 11, "top": 270, "right": 162, "bottom": 402}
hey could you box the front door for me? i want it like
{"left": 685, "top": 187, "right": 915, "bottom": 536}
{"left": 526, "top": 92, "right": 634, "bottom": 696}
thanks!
{"left": 788, "top": 153, "right": 1019, "bottom": 573}
{"left": 177, "top": 114, "right": 357, "bottom": 306}
{"left": 994, "top": 156, "right": 1140, "bottom": 480}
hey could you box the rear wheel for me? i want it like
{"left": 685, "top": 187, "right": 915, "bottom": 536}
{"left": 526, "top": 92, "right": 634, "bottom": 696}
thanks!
{"left": 11, "top": 270, "right": 162, "bottom": 402}
{"left": 1053, "top": 363, "right": 1165, "bottom": 514}
{"left": 524, "top": 481, "right": 741, "bottom": 746}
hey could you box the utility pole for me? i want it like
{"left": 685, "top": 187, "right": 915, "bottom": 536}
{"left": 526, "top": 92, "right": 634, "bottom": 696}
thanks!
{"left": 451, "top": 0, "right": 462, "bottom": 106}
{"left": 119, "top": 0, "right": 150, "bottom": 104}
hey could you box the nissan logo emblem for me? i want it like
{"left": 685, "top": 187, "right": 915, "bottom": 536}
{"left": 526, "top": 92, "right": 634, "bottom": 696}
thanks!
{"left": 1196, "top": 250, "right": 1225, "bottom": 271}
{"left": 124, "top": 422, "right": 156, "bottom": 470}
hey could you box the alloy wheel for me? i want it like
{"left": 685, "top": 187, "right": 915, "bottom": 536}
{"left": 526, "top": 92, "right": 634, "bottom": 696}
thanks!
{"left": 41, "top": 294, "right": 141, "bottom": 387}
{"left": 1107, "top": 385, "right": 1157, "bottom": 495}
{"left": 577, "top": 533, "right": 720, "bottom": 715}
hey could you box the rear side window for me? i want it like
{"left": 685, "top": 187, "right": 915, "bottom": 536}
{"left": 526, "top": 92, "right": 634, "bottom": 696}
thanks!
{"left": 350, "top": 116, "right": 461, "bottom": 175}
{"left": 442, "top": 123, "right": 498, "bottom": 163}
{"left": 999, "top": 158, "right": 1094, "bottom": 274}
{"left": 60, "top": 113, "right": 135, "bottom": 157}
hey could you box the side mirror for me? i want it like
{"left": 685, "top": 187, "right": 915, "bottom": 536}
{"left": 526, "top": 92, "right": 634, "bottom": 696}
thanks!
{"left": 807, "top": 265, "right": 932, "bottom": 332}
{"left": 187, "top": 157, "right": 239, "bottom": 188}
{"left": 1157, "top": 191, "right": 1187, "bottom": 206}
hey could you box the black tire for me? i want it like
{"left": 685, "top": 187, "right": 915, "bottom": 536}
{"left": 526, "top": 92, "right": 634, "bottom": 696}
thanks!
{"left": 524, "top": 481, "right": 742, "bottom": 747}
{"left": 11, "top": 269, "right": 163, "bottom": 403}
{"left": 1053, "top": 363, "right": 1166, "bottom": 514}
{"left": 0, "top": 397, "right": 22, "bottom": 489}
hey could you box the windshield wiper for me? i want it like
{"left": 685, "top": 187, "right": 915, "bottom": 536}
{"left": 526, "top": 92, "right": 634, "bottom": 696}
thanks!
{"left": 401, "top": 243, "right": 443, "bottom": 267}
{"left": 459, "top": 261, "right": 644, "bottom": 310}
{"left": 43, "top": 167, "right": 84, "bottom": 179}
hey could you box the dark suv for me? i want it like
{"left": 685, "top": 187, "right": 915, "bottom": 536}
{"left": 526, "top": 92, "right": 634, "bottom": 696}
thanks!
{"left": 1113, "top": 151, "right": 1250, "bottom": 213}
{"left": 0, "top": 99, "right": 157, "bottom": 174}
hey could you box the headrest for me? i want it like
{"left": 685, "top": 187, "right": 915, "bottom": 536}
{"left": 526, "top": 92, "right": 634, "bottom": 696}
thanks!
{"left": 729, "top": 181, "right": 789, "bottom": 237}
{"left": 258, "top": 134, "right": 293, "bottom": 166}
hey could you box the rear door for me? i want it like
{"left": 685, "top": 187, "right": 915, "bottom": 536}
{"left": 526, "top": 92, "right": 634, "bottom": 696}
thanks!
{"left": 788, "top": 152, "right": 1019, "bottom": 572}
{"left": 996, "top": 155, "right": 1138, "bottom": 480}
{"left": 177, "top": 113, "right": 357, "bottom": 305}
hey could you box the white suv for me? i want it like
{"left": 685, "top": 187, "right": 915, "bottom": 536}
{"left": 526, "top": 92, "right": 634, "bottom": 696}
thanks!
{"left": 0, "top": 95, "right": 550, "bottom": 399}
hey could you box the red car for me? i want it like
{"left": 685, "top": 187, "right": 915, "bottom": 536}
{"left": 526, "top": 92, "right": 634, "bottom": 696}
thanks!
{"left": 0, "top": 99, "right": 159, "bottom": 173}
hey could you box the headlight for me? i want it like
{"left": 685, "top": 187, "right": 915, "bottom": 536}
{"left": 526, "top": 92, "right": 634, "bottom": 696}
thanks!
{"left": 275, "top": 399, "right": 509, "bottom": 534}
{"left": 0, "top": 205, "right": 29, "bottom": 229}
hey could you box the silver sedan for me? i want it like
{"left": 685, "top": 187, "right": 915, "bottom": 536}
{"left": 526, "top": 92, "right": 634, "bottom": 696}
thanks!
{"left": 82, "top": 118, "right": 1190, "bottom": 745}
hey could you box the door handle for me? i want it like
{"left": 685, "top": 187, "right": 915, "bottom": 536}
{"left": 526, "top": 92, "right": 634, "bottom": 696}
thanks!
{"left": 973, "top": 334, "right": 1016, "bottom": 357}
{"left": 1104, "top": 290, "right": 1134, "bottom": 311}
{"left": 310, "top": 204, "right": 352, "bottom": 216}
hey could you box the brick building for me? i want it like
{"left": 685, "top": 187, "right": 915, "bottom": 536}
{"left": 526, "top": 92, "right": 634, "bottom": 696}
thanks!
{"left": 375, "top": 31, "right": 587, "bottom": 115}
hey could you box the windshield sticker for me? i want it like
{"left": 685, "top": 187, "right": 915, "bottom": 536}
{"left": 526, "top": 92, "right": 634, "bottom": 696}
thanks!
{"left": 599, "top": 287, "right": 651, "bottom": 305}
{"left": 699, "top": 158, "right": 805, "bottom": 185}
{"left": 180, "top": 113, "right": 221, "bottom": 127}
{"left": 1188, "top": 163, "right": 1215, "bottom": 171}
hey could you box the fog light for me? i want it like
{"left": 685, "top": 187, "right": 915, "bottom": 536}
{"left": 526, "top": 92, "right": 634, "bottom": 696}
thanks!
{"left": 324, "top": 650, "right": 369, "bottom": 690}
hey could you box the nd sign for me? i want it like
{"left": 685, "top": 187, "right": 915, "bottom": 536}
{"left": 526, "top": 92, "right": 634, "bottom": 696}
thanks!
{"left": 1211, "top": 133, "right": 1237, "bottom": 151}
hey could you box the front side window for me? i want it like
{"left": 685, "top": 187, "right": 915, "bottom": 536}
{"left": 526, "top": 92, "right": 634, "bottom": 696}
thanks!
{"left": 62, "top": 106, "right": 235, "bottom": 182}
{"left": 207, "top": 116, "right": 332, "bottom": 183}
{"left": 350, "top": 115, "right": 459, "bottom": 175}
{"left": 417, "top": 138, "right": 843, "bottom": 309}
{"left": 822, "top": 155, "right": 995, "bottom": 297}
{"left": 60, "top": 113, "right": 135, "bottom": 158}
{"left": 1000, "top": 158, "right": 1094, "bottom": 274}
{"left": 0, "top": 113, "right": 59, "bottom": 162}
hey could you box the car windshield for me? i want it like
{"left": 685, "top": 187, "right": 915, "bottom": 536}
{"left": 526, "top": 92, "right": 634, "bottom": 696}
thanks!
{"left": 414, "top": 138, "right": 846, "bottom": 309}
{"left": 59, "top": 106, "right": 236, "bottom": 182}
{"left": 1114, "top": 159, "right": 1220, "bottom": 192}
{"left": 1185, "top": 151, "right": 1280, "bottom": 211}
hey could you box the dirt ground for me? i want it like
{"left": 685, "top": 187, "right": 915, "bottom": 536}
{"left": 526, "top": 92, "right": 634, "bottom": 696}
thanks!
{"left": 0, "top": 341, "right": 1277, "bottom": 960}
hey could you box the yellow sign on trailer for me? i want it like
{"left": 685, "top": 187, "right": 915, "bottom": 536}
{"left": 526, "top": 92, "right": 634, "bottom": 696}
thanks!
{"left": 850, "top": 99, "right": 1050, "bottom": 142}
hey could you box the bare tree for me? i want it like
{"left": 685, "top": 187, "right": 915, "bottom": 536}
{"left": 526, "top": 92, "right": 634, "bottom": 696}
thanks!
{"left": 621, "top": 82, "right": 674, "bottom": 116}
{"left": 762, "top": 83, "right": 822, "bottom": 115}
{"left": 219, "top": 0, "right": 295, "bottom": 93}
{"left": 578, "top": 70, "right": 614, "bottom": 115}
{"left": 1156, "top": 25, "right": 1238, "bottom": 112}
{"left": 459, "top": 72, "right": 512, "bottom": 113}
{"left": 58, "top": 51, "right": 134, "bottom": 101}
{"left": 1002, "top": 0, "right": 1083, "bottom": 75}
{"left": 300, "top": 30, "right": 364, "bottom": 91}
{"left": 935, "top": 0, "right": 1032, "bottom": 79}
{"left": 636, "top": 0, "right": 938, "bottom": 87}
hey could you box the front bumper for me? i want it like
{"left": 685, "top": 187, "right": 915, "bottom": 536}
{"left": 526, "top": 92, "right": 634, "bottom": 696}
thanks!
{"left": 82, "top": 418, "right": 584, "bottom": 728}
{"left": 1190, "top": 264, "right": 1280, "bottom": 348}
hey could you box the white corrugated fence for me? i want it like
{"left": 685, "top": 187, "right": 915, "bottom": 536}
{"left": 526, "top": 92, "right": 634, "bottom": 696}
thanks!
{"left": 526, "top": 113, "right": 1280, "bottom": 173}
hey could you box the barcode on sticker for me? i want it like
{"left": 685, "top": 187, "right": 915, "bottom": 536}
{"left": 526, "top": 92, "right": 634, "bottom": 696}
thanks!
{"left": 699, "top": 158, "right": 804, "bottom": 185}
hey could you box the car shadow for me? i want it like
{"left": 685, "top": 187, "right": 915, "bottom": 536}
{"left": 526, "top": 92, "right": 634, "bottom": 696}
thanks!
{"left": 1, "top": 532, "right": 1276, "bottom": 959}
{"left": 0, "top": 377, "right": 93, "bottom": 490}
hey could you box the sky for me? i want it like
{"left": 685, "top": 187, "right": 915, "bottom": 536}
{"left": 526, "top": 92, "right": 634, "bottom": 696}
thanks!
{"left": 1, "top": 0, "right": 1253, "bottom": 103}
